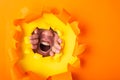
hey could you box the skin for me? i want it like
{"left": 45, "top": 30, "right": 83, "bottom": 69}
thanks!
{"left": 30, "top": 27, "right": 62, "bottom": 57}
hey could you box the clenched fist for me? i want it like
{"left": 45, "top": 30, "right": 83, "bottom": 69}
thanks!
{"left": 30, "top": 27, "right": 62, "bottom": 57}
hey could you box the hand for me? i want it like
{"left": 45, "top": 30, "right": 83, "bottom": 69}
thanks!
{"left": 30, "top": 27, "right": 62, "bottom": 57}
{"left": 30, "top": 28, "right": 40, "bottom": 53}
{"left": 49, "top": 32, "right": 62, "bottom": 56}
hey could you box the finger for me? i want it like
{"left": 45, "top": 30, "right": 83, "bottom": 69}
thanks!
{"left": 30, "top": 39, "right": 39, "bottom": 44}
{"left": 49, "top": 51, "right": 55, "bottom": 56}
{"left": 57, "top": 38, "right": 62, "bottom": 44}
{"left": 30, "top": 34, "right": 39, "bottom": 40}
{"left": 54, "top": 33, "right": 59, "bottom": 41}
{"left": 54, "top": 33, "right": 62, "bottom": 45}
{"left": 31, "top": 45, "right": 37, "bottom": 49}
{"left": 54, "top": 42, "right": 61, "bottom": 50}
{"left": 52, "top": 47, "right": 56, "bottom": 52}
{"left": 34, "top": 28, "right": 39, "bottom": 34}
{"left": 52, "top": 47, "right": 60, "bottom": 53}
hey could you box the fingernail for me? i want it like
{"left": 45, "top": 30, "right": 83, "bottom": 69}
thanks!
{"left": 58, "top": 38, "right": 62, "bottom": 43}
{"left": 55, "top": 50, "right": 60, "bottom": 53}
{"left": 34, "top": 29, "right": 38, "bottom": 34}
{"left": 50, "top": 52, "right": 54, "bottom": 56}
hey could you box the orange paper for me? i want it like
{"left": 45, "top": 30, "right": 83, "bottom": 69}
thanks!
{"left": 0, "top": 0, "right": 120, "bottom": 80}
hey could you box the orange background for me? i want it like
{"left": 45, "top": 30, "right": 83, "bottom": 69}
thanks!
{"left": 0, "top": 0, "right": 120, "bottom": 80}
